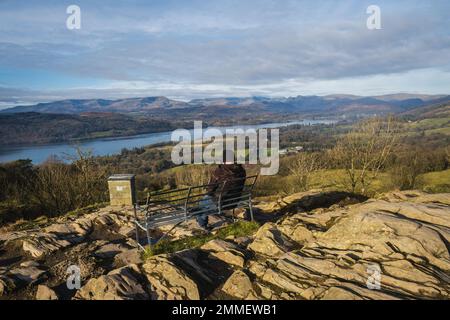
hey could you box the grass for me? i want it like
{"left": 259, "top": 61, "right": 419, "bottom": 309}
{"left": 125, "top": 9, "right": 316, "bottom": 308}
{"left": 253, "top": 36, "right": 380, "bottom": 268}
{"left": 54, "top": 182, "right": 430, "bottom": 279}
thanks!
{"left": 405, "top": 117, "right": 450, "bottom": 136}
{"left": 308, "top": 169, "right": 391, "bottom": 193}
{"left": 256, "top": 167, "right": 450, "bottom": 198}
{"left": 255, "top": 169, "right": 393, "bottom": 197}
{"left": 409, "top": 117, "right": 450, "bottom": 130}
{"left": 424, "top": 126, "right": 450, "bottom": 136}
{"left": 142, "top": 220, "right": 260, "bottom": 259}
{"left": 420, "top": 169, "right": 450, "bottom": 193}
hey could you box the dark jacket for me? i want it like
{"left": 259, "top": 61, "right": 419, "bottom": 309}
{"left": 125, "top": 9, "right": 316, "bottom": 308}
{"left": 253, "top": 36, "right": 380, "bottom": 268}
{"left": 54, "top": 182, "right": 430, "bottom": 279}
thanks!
{"left": 207, "top": 164, "right": 246, "bottom": 209}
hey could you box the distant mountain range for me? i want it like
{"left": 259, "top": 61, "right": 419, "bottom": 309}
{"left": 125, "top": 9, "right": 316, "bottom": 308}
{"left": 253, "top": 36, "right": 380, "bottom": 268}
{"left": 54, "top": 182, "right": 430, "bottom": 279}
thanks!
{"left": 2, "top": 94, "right": 450, "bottom": 118}
{"left": 1, "top": 96, "right": 190, "bottom": 114}
{"left": 1, "top": 93, "right": 449, "bottom": 146}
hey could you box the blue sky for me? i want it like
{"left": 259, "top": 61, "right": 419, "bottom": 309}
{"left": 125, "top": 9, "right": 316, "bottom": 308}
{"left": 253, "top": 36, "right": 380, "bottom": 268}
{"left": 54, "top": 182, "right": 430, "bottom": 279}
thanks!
{"left": 0, "top": 0, "right": 449, "bottom": 108}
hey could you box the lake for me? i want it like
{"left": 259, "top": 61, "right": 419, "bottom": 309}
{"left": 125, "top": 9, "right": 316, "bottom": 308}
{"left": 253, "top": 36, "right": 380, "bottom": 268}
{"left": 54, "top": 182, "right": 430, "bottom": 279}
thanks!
{"left": 0, "top": 119, "right": 335, "bottom": 164}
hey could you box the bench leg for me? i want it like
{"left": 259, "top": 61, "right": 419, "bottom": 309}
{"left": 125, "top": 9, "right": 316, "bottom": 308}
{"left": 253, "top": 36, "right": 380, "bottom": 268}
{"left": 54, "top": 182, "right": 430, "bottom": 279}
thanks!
{"left": 133, "top": 205, "right": 143, "bottom": 250}
{"left": 249, "top": 198, "right": 254, "bottom": 222}
{"left": 135, "top": 224, "right": 140, "bottom": 247}
{"left": 145, "top": 226, "right": 152, "bottom": 249}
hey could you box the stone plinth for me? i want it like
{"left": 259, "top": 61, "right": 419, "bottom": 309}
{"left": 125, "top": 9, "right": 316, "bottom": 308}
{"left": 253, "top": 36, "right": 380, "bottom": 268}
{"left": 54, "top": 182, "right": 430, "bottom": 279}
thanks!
{"left": 108, "top": 174, "right": 136, "bottom": 206}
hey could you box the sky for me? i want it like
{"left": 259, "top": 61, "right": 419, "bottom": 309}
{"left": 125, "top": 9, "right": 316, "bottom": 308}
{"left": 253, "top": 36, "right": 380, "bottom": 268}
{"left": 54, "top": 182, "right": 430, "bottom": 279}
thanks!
{"left": 0, "top": 0, "right": 449, "bottom": 108}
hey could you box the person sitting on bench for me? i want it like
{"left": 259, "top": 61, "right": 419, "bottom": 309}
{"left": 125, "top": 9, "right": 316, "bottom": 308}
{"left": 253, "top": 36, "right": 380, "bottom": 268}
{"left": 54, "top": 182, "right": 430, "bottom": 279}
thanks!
{"left": 196, "top": 150, "right": 246, "bottom": 230}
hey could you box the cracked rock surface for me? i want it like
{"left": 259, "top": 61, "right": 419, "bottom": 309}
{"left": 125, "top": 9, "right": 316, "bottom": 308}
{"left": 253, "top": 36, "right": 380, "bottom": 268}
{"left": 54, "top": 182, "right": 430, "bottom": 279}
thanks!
{"left": 0, "top": 191, "right": 449, "bottom": 300}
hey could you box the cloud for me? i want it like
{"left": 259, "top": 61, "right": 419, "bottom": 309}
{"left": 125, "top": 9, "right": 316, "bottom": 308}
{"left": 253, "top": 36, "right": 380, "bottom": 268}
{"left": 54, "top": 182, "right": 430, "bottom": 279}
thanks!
{"left": 1, "top": 67, "right": 450, "bottom": 110}
{"left": 0, "top": 0, "right": 449, "bottom": 105}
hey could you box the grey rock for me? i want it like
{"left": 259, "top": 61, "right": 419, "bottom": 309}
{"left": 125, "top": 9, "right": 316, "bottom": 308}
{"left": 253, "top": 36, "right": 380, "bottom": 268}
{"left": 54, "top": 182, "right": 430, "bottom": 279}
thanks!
{"left": 201, "top": 239, "right": 246, "bottom": 268}
{"left": 142, "top": 255, "right": 199, "bottom": 300}
{"left": 36, "top": 285, "right": 58, "bottom": 300}
{"left": 74, "top": 264, "right": 148, "bottom": 300}
{"left": 9, "top": 265, "right": 47, "bottom": 284}
{"left": 94, "top": 242, "right": 133, "bottom": 259}
{"left": 114, "top": 248, "right": 142, "bottom": 267}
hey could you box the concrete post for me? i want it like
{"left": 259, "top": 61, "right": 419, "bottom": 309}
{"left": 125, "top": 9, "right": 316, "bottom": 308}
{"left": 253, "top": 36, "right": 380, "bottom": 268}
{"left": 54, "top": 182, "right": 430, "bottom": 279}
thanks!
{"left": 108, "top": 174, "right": 136, "bottom": 206}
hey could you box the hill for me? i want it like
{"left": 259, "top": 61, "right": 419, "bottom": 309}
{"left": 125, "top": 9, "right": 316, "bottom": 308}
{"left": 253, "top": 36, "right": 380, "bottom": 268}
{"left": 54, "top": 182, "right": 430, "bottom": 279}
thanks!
{"left": 188, "top": 95, "right": 450, "bottom": 117}
{"left": 3, "top": 94, "right": 450, "bottom": 118}
{"left": 0, "top": 96, "right": 190, "bottom": 114}
{"left": 400, "top": 101, "right": 450, "bottom": 119}
{"left": 0, "top": 112, "right": 190, "bottom": 145}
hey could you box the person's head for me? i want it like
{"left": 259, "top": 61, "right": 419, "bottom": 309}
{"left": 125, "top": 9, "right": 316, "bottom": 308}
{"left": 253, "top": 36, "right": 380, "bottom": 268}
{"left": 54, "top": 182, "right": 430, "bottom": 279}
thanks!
{"left": 222, "top": 149, "right": 236, "bottom": 164}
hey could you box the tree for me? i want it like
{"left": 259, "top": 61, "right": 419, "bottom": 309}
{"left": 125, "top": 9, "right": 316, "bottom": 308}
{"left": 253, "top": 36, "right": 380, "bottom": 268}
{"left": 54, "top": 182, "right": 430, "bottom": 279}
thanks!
{"left": 68, "top": 147, "right": 109, "bottom": 206}
{"left": 330, "top": 116, "right": 399, "bottom": 195}
{"left": 34, "top": 147, "right": 108, "bottom": 215}
{"left": 174, "top": 164, "right": 211, "bottom": 187}
{"left": 0, "top": 159, "right": 35, "bottom": 203}
{"left": 286, "top": 152, "right": 323, "bottom": 192}
{"left": 34, "top": 157, "right": 77, "bottom": 214}
{"left": 390, "top": 149, "right": 424, "bottom": 190}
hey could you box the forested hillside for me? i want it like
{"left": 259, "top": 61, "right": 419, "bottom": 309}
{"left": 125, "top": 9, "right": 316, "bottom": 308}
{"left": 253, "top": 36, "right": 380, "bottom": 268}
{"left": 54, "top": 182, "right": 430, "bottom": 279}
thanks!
{"left": 0, "top": 112, "right": 191, "bottom": 145}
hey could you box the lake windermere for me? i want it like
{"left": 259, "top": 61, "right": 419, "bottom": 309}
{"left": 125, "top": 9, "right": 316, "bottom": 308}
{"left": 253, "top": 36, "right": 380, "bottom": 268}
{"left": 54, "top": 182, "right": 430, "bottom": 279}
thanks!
{"left": 0, "top": 119, "right": 335, "bottom": 164}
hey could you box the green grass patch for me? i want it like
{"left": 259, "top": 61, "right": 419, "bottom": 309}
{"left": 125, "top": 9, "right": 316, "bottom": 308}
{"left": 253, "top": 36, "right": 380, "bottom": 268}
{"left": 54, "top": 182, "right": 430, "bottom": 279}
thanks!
{"left": 404, "top": 117, "right": 450, "bottom": 136}
{"left": 143, "top": 220, "right": 260, "bottom": 259}
{"left": 419, "top": 169, "right": 450, "bottom": 193}
{"left": 255, "top": 169, "right": 392, "bottom": 197}
{"left": 424, "top": 126, "right": 450, "bottom": 136}
{"left": 409, "top": 117, "right": 450, "bottom": 129}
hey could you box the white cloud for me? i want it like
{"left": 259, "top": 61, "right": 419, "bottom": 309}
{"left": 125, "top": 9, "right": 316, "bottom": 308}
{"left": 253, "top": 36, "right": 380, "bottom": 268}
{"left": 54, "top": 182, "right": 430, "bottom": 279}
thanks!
{"left": 0, "top": 0, "right": 449, "bottom": 105}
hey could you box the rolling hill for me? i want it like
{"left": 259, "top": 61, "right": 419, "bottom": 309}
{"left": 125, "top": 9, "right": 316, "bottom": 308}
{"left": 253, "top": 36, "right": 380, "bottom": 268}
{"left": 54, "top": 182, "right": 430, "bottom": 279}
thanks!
{"left": 0, "top": 96, "right": 190, "bottom": 114}
{"left": 400, "top": 101, "right": 450, "bottom": 119}
{"left": 0, "top": 112, "right": 190, "bottom": 145}
{"left": 2, "top": 94, "right": 450, "bottom": 118}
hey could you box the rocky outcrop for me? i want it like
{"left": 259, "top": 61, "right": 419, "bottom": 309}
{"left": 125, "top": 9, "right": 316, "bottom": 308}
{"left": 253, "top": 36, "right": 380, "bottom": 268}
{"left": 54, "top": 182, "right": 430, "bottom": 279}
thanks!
{"left": 0, "top": 190, "right": 449, "bottom": 300}
{"left": 114, "top": 248, "right": 142, "bottom": 267}
{"left": 36, "top": 285, "right": 58, "bottom": 300}
{"left": 243, "top": 191, "right": 450, "bottom": 300}
{"left": 200, "top": 239, "right": 246, "bottom": 268}
{"left": 254, "top": 190, "right": 367, "bottom": 214}
{"left": 0, "top": 261, "right": 47, "bottom": 298}
{"left": 74, "top": 264, "right": 148, "bottom": 300}
{"left": 0, "top": 208, "right": 136, "bottom": 259}
{"left": 143, "top": 255, "right": 200, "bottom": 300}
{"left": 9, "top": 262, "right": 47, "bottom": 285}
{"left": 221, "top": 270, "right": 256, "bottom": 299}
{"left": 0, "top": 207, "right": 139, "bottom": 299}
{"left": 138, "top": 190, "right": 450, "bottom": 300}
{"left": 248, "top": 223, "right": 298, "bottom": 258}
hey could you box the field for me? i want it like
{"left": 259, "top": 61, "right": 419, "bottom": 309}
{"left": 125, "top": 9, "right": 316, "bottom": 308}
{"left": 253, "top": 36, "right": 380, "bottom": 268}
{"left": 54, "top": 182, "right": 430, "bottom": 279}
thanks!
{"left": 255, "top": 169, "right": 450, "bottom": 198}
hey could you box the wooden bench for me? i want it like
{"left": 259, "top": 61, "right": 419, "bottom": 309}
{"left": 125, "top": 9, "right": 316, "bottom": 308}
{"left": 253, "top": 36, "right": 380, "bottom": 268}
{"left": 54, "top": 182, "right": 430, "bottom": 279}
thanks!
{"left": 133, "top": 175, "right": 258, "bottom": 249}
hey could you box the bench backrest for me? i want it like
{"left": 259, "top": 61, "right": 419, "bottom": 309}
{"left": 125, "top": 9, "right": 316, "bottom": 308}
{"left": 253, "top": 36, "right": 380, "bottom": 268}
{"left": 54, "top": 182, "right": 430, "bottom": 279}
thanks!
{"left": 142, "top": 175, "right": 258, "bottom": 218}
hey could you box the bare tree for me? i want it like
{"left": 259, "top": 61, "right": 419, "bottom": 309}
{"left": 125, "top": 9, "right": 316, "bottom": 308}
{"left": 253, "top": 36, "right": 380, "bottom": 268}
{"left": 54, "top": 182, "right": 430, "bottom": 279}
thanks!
{"left": 390, "top": 150, "right": 425, "bottom": 190}
{"left": 34, "top": 158, "right": 76, "bottom": 214}
{"left": 34, "top": 147, "right": 108, "bottom": 215}
{"left": 67, "top": 147, "right": 109, "bottom": 205}
{"left": 286, "top": 152, "right": 323, "bottom": 192}
{"left": 174, "top": 164, "right": 211, "bottom": 187}
{"left": 330, "top": 116, "right": 399, "bottom": 195}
